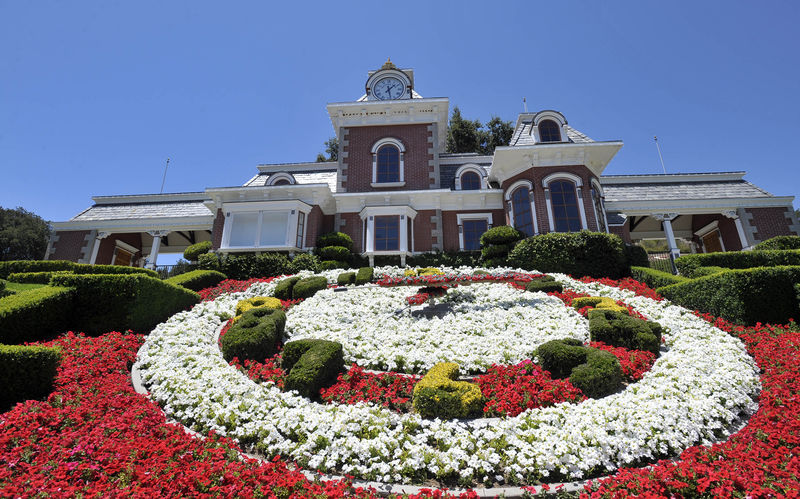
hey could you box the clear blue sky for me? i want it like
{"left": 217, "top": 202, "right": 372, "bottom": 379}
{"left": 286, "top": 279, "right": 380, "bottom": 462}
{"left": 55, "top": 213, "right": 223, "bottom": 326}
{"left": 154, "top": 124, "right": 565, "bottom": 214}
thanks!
{"left": 3, "top": 0, "right": 799, "bottom": 226}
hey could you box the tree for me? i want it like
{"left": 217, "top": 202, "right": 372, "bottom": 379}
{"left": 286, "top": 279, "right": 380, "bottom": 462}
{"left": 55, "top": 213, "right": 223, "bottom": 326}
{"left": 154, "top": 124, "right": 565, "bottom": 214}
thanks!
{"left": 316, "top": 137, "right": 339, "bottom": 162}
{"left": 0, "top": 206, "right": 51, "bottom": 261}
{"left": 446, "top": 107, "right": 482, "bottom": 154}
{"left": 446, "top": 107, "right": 513, "bottom": 155}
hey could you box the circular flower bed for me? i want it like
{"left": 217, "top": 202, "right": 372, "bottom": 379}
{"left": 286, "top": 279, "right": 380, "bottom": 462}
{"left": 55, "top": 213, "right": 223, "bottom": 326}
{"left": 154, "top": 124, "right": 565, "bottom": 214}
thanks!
{"left": 135, "top": 268, "right": 760, "bottom": 486}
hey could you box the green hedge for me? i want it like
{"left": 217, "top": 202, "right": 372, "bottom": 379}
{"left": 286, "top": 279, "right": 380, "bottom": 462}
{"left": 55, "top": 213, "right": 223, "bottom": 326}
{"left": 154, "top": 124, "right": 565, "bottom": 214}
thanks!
{"left": 50, "top": 274, "right": 200, "bottom": 335}
{"left": 289, "top": 253, "right": 320, "bottom": 273}
{"left": 165, "top": 269, "right": 227, "bottom": 292}
{"left": 480, "top": 225, "right": 524, "bottom": 246}
{"left": 282, "top": 339, "right": 344, "bottom": 399}
{"left": 319, "top": 260, "right": 348, "bottom": 270}
{"left": 73, "top": 264, "right": 159, "bottom": 277}
{"left": 0, "top": 286, "right": 75, "bottom": 343}
{"left": 691, "top": 266, "right": 729, "bottom": 278}
{"left": 624, "top": 244, "right": 649, "bottom": 269}
{"left": 197, "top": 253, "right": 221, "bottom": 271}
{"left": 183, "top": 241, "right": 212, "bottom": 261}
{"left": 525, "top": 278, "right": 563, "bottom": 293}
{"left": 7, "top": 271, "right": 74, "bottom": 284}
{"left": 675, "top": 249, "right": 800, "bottom": 276}
{"left": 220, "top": 307, "right": 285, "bottom": 363}
{"left": 508, "top": 232, "right": 628, "bottom": 278}
{"left": 0, "top": 344, "right": 62, "bottom": 410}
{"left": 657, "top": 266, "right": 800, "bottom": 325}
{"left": 589, "top": 309, "right": 662, "bottom": 356}
{"left": 630, "top": 267, "right": 689, "bottom": 289}
{"left": 316, "top": 232, "right": 353, "bottom": 251}
{"left": 0, "top": 260, "right": 74, "bottom": 279}
{"left": 292, "top": 276, "right": 328, "bottom": 299}
{"left": 214, "top": 253, "right": 291, "bottom": 280}
{"left": 273, "top": 276, "right": 301, "bottom": 300}
{"left": 535, "top": 339, "right": 586, "bottom": 379}
{"left": 535, "top": 339, "right": 623, "bottom": 398}
{"left": 754, "top": 235, "right": 800, "bottom": 251}
{"left": 355, "top": 267, "right": 374, "bottom": 285}
{"left": 336, "top": 272, "right": 355, "bottom": 285}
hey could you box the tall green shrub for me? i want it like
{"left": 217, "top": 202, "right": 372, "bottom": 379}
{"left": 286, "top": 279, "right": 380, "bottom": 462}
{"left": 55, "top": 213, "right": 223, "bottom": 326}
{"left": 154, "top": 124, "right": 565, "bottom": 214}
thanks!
{"left": 508, "top": 232, "right": 628, "bottom": 278}
{"left": 316, "top": 232, "right": 353, "bottom": 269}
{"left": 754, "top": 235, "right": 800, "bottom": 251}
{"left": 165, "top": 269, "right": 227, "bottom": 291}
{"left": 0, "top": 344, "right": 62, "bottom": 410}
{"left": 183, "top": 241, "right": 212, "bottom": 261}
{"left": 218, "top": 253, "right": 291, "bottom": 280}
{"left": 479, "top": 226, "right": 524, "bottom": 267}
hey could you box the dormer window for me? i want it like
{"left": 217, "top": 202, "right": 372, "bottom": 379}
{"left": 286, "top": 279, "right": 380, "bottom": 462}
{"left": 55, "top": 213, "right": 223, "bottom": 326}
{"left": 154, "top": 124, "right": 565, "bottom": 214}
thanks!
{"left": 538, "top": 119, "right": 561, "bottom": 142}
{"left": 371, "top": 138, "right": 406, "bottom": 187}
{"left": 454, "top": 164, "right": 486, "bottom": 190}
{"left": 273, "top": 179, "right": 291, "bottom": 186}
{"left": 267, "top": 172, "right": 295, "bottom": 186}
{"left": 460, "top": 171, "right": 481, "bottom": 190}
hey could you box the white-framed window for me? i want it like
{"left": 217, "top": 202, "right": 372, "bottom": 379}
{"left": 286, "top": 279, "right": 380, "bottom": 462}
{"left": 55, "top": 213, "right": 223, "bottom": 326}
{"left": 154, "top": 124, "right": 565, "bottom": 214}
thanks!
{"left": 360, "top": 205, "right": 416, "bottom": 254}
{"left": 267, "top": 172, "right": 295, "bottom": 186}
{"left": 695, "top": 220, "right": 726, "bottom": 253}
{"left": 221, "top": 200, "right": 310, "bottom": 250}
{"left": 505, "top": 180, "right": 538, "bottom": 237}
{"left": 110, "top": 239, "right": 139, "bottom": 266}
{"left": 457, "top": 213, "right": 493, "bottom": 250}
{"left": 454, "top": 164, "right": 487, "bottom": 190}
{"left": 542, "top": 172, "right": 588, "bottom": 232}
{"left": 537, "top": 119, "right": 562, "bottom": 142}
{"left": 370, "top": 138, "right": 405, "bottom": 187}
{"left": 531, "top": 111, "right": 569, "bottom": 144}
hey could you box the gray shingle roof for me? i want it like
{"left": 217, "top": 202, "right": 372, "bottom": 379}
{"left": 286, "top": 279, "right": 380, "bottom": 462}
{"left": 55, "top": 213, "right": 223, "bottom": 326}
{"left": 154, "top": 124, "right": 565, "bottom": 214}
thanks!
{"left": 509, "top": 121, "right": 594, "bottom": 146}
{"left": 244, "top": 170, "right": 338, "bottom": 192}
{"left": 601, "top": 180, "right": 773, "bottom": 203}
{"left": 72, "top": 201, "right": 213, "bottom": 221}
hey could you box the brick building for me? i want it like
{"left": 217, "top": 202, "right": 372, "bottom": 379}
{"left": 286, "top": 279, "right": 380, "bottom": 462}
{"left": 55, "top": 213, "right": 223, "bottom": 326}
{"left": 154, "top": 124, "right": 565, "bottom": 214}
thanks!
{"left": 49, "top": 61, "right": 799, "bottom": 267}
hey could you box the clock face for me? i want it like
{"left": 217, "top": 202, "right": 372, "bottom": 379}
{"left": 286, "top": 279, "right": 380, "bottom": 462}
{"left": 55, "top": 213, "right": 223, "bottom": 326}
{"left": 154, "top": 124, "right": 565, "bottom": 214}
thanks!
{"left": 373, "top": 77, "right": 405, "bottom": 100}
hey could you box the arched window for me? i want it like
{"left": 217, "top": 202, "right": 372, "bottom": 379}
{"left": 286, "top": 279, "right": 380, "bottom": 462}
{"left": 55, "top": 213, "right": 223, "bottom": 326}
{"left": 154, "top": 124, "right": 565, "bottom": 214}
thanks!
{"left": 267, "top": 172, "right": 295, "bottom": 186}
{"left": 273, "top": 179, "right": 291, "bottom": 186}
{"left": 511, "top": 186, "right": 535, "bottom": 236}
{"left": 460, "top": 171, "right": 481, "bottom": 190}
{"left": 538, "top": 119, "right": 561, "bottom": 143}
{"left": 550, "top": 180, "right": 582, "bottom": 232}
{"left": 376, "top": 144, "right": 400, "bottom": 183}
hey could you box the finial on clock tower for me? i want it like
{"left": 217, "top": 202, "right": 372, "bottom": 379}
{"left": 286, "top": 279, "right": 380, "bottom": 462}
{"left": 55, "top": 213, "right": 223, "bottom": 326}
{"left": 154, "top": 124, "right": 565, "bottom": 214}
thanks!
{"left": 381, "top": 58, "right": 397, "bottom": 70}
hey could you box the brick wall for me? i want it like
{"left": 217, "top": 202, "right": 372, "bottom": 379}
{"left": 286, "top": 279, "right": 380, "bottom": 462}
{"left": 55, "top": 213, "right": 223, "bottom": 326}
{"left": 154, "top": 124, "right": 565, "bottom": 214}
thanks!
{"left": 412, "top": 209, "right": 435, "bottom": 252}
{"left": 340, "top": 124, "right": 435, "bottom": 192}
{"left": 51, "top": 230, "right": 90, "bottom": 262}
{"left": 211, "top": 209, "right": 225, "bottom": 250}
{"left": 338, "top": 212, "right": 364, "bottom": 252}
{"left": 303, "top": 206, "right": 325, "bottom": 249}
{"left": 609, "top": 223, "right": 632, "bottom": 244}
{"left": 441, "top": 209, "right": 506, "bottom": 251}
{"left": 746, "top": 207, "right": 798, "bottom": 242}
{"left": 500, "top": 165, "right": 602, "bottom": 233}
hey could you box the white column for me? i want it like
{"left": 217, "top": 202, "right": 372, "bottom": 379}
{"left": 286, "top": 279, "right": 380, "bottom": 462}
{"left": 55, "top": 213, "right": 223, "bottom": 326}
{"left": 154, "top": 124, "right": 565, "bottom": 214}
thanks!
{"left": 89, "top": 232, "right": 110, "bottom": 265}
{"left": 410, "top": 216, "right": 415, "bottom": 253}
{"left": 364, "top": 217, "right": 374, "bottom": 252}
{"left": 399, "top": 215, "right": 409, "bottom": 253}
{"left": 723, "top": 210, "right": 750, "bottom": 250}
{"left": 653, "top": 213, "right": 680, "bottom": 258}
{"left": 145, "top": 230, "right": 170, "bottom": 269}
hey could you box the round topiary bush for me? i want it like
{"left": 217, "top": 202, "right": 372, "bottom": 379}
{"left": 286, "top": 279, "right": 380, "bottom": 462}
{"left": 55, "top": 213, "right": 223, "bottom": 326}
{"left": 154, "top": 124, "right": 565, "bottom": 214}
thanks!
{"left": 535, "top": 339, "right": 587, "bottom": 379}
{"left": 755, "top": 235, "right": 800, "bottom": 251}
{"left": 289, "top": 253, "right": 320, "bottom": 273}
{"left": 480, "top": 226, "right": 524, "bottom": 246}
{"left": 317, "top": 232, "right": 353, "bottom": 251}
{"left": 569, "top": 349, "right": 623, "bottom": 398}
{"left": 508, "top": 231, "right": 628, "bottom": 278}
{"left": 183, "top": 241, "right": 212, "bottom": 261}
{"left": 318, "top": 246, "right": 351, "bottom": 262}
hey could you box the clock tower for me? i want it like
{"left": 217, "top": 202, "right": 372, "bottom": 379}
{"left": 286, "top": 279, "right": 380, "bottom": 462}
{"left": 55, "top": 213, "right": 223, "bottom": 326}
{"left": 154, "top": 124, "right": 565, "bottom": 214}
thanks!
{"left": 365, "top": 58, "right": 414, "bottom": 101}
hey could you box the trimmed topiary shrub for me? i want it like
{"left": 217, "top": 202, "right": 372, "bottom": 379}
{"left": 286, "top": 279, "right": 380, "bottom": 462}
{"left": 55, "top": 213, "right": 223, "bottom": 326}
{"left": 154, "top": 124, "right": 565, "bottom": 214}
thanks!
{"left": 319, "top": 260, "right": 348, "bottom": 270}
{"left": 234, "top": 296, "right": 282, "bottom": 316}
{"left": 7, "top": 271, "right": 74, "bottom": 284}
{"left": 658, "top": 266, "right": 800, "bottom": 325}
{"left": 480, "top": 226, "right": 524, "bottom": 267}
{"left": 755, "top": 235, "right": 800, "bottom": 251}
{"left": 220, "top": 307, "right": 285, "bottom": 363}
{"left": 316, "top": 232, "right": 353, "bottom": 251}
{"left": 588, "top": 308, "right": 662, "bottom": 356}
{"left": 282, "top": 339, "right": 344, "bottom": 399}
{"left": 355, "top": 267, "right": 374, "bottom": 285}
{"left": 691, "top": 266, "right": 729, "bottom": 278}
{"left": 0, "top": 286, "right": 75, "bottom": 343}
{"left": 72, "top": 264, "right": 159, "bottom": 277}
{"left": 535, "top": 339, "right": 587, "bottom": 379}
{"left": 412, "top": 362, "right": 484, "bottom": 419}
{"left": 318, "top": 246, "right": 351, "bottom": 262}
{"left": 525, "top": 279, "right": 563, "bottom": 293}
{"left": 183, "top": 241, "right": 212, "bottom": 261}
{"left": 624, "top": 244, "right": 650, "bottom": 270}
{"left": 630, "top": 267, "right": 688, "bottom": 289}
{"left": 165, "top": 269, "right": 227, "bottom": 291}
{"left": 292, "top": 276, "right": 328, "bottom": 299}
{"left": 569, "top": 349, "right": 623, "bottom": 399}
{"left": 572, "top": 296, "right": 628, "bottom": 314}
{"left": 197, "top": 252, "right": 221, "bottom": 271}
{"left": 508, "top": 231, "right": 628, "bottom": 278}
{"left": 50, "top": 274, "right": 200, "bottom": 335}
{"left": 219, "top": 253, "right": 291, "bottom": 280}
{"left": 273, "top": 276, "right": 301, "bottom": 300}
{"left": 0, "top": 344, "right": 62, "bottom": 410}
{"left": 337, "top": 272, "right": 355, "bottom": 285}
{"left": 289, "top": 252, "right": 320, "bottom": 273}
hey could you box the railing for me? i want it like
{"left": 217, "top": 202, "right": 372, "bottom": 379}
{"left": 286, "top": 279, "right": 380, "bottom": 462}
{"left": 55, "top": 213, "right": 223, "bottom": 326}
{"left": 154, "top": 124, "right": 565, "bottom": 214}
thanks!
{"left": 647, "top": 251, "right": 678, "bottom": 275}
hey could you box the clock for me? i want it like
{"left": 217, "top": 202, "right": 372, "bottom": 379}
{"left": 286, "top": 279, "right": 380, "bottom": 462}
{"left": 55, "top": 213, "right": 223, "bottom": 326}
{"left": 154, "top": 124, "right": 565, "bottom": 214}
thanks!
{"left": 373, "top": 76, "right": 405, "bottom": 100}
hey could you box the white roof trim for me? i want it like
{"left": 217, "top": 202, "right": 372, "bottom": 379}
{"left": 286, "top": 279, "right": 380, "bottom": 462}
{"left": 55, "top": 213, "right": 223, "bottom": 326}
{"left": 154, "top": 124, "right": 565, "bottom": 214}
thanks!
{"left": 91, "top": 192, "right": 209, "bottom": 204}
{"left": 600, "top": 172, "right": 747, "bottom": 184}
